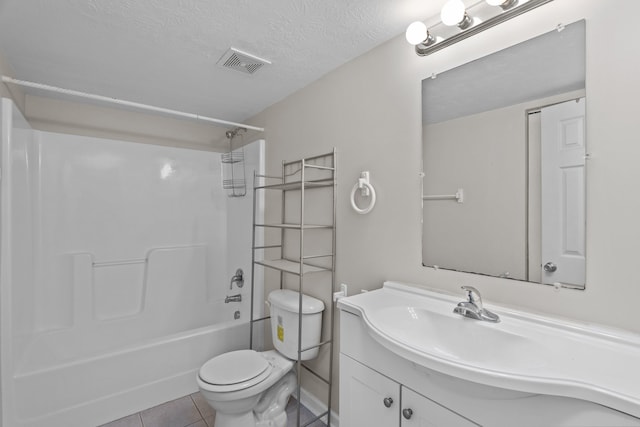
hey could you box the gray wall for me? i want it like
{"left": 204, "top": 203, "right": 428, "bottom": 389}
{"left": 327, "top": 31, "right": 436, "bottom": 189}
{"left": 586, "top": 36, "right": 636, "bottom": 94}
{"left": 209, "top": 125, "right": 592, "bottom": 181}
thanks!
{"left": 251, "top": 0, "right": 632, "bottom": 327}
{"left": 248, "top": 0, "right": 639, "bottom": 410}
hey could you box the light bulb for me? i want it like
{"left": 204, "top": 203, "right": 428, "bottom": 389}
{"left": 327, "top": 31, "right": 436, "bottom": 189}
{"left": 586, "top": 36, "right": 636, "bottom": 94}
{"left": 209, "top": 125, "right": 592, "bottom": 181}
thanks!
{"left": 405, "top": 21, "right": 428, "bottom": 45}
{"left": 485, "top": 0, "right": 504, "bottom": 5}
{"left": 441, "top": 0, "right": 466, "bottom": 26}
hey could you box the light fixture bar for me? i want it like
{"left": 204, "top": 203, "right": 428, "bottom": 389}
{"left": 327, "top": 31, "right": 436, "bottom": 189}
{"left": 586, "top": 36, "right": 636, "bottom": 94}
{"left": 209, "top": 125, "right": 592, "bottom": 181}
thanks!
{"left": 415, "top": 0, "right": 554, "bottom": 57}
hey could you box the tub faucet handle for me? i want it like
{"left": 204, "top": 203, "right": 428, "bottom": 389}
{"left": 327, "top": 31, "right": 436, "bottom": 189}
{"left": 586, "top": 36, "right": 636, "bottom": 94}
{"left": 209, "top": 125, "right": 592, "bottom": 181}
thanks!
{"left": 230, "top": 268, "right": 244, "bottom": 289}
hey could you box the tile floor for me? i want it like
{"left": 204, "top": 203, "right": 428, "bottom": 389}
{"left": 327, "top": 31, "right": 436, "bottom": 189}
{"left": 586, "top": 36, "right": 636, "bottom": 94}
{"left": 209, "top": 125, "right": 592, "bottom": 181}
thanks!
{"left": 98, "top": 392, "right": 326, "bottom": 427}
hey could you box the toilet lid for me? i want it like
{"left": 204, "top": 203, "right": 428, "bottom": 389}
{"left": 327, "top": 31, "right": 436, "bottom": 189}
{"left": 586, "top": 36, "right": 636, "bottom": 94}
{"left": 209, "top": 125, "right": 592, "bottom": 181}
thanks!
{"left": 199, "top": 350, "right": 271, "bottom": 386}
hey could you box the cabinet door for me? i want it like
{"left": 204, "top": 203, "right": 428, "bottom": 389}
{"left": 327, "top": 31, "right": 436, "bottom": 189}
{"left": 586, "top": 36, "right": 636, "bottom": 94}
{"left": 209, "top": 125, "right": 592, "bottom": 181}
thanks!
{"left": 340, "top": 354, "right": 400, "bottom": 427}
{"left": 401, "top": 387, "right": 479, "bottom": 427}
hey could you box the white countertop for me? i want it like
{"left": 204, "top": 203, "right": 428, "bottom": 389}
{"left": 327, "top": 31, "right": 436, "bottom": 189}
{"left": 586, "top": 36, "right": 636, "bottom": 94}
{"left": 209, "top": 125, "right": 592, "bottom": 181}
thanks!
{"left": 337, "top": 281, "right": 640, "bottom": 418}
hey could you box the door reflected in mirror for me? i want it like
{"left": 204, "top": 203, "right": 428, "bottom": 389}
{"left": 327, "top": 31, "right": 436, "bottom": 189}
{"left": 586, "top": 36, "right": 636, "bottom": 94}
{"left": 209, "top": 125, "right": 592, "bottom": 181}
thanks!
{"left": 421, "top": 20, "right": 586, "bottom": 288}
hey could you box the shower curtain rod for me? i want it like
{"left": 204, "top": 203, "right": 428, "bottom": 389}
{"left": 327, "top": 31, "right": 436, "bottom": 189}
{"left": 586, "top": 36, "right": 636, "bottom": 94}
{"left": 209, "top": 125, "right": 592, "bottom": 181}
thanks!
{"left": 1, "top": 75, "right": 265, "bottom": 132}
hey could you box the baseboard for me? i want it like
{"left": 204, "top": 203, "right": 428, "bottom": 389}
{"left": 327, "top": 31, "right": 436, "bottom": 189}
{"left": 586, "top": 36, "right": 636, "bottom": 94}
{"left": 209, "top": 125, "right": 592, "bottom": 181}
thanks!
{"left": 299, "top": 387, "right": 339, "bottom": 427}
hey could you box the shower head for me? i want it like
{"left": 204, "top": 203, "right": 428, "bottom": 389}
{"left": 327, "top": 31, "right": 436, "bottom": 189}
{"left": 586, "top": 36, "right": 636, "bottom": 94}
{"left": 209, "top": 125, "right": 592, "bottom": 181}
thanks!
{"left": 226, "top": 127, "right": 246, "bottom": 140}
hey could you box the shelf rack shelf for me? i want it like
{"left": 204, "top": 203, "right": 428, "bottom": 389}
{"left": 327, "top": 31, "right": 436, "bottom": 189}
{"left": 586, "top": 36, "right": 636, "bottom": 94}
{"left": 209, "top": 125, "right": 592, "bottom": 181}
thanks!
{"left": 249, "top": 149, "right": 337, "bottom": 427}
{"left": 255, "top": 178, "right": 334, "bottom": 191}
{"left": 255, "top": 223, "right": 334, "bottom": 230}
{"left": 254, "top": 259, "right": 330, "bottom": 275}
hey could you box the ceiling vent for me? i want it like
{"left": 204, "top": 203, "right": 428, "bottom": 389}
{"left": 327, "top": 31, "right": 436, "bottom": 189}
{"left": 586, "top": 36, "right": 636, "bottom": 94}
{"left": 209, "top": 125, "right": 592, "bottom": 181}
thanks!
{"left": 217, "top": 48, "right": 271, "bottom": 75}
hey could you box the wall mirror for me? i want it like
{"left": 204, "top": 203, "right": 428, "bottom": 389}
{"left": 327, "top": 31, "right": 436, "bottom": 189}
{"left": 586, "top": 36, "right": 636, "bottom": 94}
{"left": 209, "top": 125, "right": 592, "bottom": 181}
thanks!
{"left": 421, "top": 20, "right": 586, "bottom": 288}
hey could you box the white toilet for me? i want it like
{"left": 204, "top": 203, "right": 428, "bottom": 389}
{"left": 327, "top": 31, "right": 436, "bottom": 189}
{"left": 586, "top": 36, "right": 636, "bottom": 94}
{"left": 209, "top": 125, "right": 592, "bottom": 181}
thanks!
{"left": 197, "top": 289, "right": 325, "bottom": 427}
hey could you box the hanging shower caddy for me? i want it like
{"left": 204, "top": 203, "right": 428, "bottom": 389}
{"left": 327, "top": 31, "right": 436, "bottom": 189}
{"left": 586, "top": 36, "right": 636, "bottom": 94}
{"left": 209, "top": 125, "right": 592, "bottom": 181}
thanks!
{"left": 221, "top": 127, "right": 247, "bottom": 197}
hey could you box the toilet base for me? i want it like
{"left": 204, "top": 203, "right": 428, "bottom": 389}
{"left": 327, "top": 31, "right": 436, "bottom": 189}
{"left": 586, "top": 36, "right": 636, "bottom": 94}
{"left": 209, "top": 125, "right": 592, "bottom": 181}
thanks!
{"left": 213, "top": 371, "right": 297, "bottom": 427}
{"left": 255, "top": 371, "right": 296, "bottom": 427}
{"left": 215, "top": 411, "right": 256, "bottom": 427}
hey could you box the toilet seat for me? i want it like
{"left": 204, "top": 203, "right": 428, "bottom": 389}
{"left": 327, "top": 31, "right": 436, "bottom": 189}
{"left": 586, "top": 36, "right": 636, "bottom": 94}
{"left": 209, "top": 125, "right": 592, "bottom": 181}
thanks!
{"left": 198, "top": 350, "right": 273, "bottom": 392}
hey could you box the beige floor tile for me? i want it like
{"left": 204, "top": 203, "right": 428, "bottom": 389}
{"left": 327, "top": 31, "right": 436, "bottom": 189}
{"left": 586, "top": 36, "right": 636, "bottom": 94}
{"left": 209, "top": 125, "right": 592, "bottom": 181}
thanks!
{"left": 286, "top": 398, "right": 326, "bottom": 427}
{"left": 190, "top": 392, "right": 215, "bottom": 419}
{"left": 98, "top": 413, "right": 143, "bottom": 427}
{"left": 140, "top": 396, "right": 202, "bottom": 427}
{"left": 203, "top": 414, "right": 216, "bottom": 427}
{"left": 107, "top": 393, "right": 321, "bottom": 427}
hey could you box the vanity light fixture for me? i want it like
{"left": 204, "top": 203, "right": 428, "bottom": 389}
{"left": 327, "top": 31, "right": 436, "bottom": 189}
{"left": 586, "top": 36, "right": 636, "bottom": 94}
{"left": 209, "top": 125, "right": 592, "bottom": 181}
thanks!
{"left": 407, "top": 0, "right": 554, "bottom": 57}
{"left": 441, "top": 0, "right": 473, "bottom": 29}
{"left": 486, "top": 0, "right": 519, "bottom": 10}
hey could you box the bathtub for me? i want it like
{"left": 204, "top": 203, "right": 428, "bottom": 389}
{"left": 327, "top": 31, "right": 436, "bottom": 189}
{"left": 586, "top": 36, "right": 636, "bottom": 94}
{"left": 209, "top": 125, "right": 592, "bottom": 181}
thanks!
{"left": 13, "top": 319, "right": 249, "bottom": 427}
{"left": 0, "top": 99, "right": 265, "bottom": 427}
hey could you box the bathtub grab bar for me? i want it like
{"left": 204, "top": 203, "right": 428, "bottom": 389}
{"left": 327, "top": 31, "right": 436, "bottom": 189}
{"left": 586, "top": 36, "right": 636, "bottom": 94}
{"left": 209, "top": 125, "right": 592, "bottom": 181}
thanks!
{"left": 89, "top": 245, "right": 209, "bottom": 268}
{"left": 93, "top": 258, "right": 147, "bottom": 267}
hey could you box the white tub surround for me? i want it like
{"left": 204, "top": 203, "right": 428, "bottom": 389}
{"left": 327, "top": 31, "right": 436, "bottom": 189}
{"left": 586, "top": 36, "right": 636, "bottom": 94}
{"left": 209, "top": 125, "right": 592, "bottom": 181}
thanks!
{"left": 0, "top": 99, "right": 265, "bottom": 427}
{"left": 338, "top": 281, "right": 640, "bottom": 425}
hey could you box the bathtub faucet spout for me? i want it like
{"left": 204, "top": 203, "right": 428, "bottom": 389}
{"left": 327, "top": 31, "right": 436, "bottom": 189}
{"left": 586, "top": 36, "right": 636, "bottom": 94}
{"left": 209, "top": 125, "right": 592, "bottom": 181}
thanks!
{"left": 225, "top": 294, "right": 242, "bottom": 303}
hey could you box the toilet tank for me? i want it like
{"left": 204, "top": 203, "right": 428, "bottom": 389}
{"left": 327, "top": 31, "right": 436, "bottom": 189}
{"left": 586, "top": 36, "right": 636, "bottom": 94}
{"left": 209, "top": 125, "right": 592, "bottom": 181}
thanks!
{"left": 268, "top": 290, "right": 325, "bottom": 360}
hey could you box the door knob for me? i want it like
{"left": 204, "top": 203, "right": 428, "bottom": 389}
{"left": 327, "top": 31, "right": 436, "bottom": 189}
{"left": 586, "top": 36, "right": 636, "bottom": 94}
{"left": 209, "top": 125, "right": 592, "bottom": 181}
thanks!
{"left": 402, "top": 408, "right": 413, "bottom": 419}
{"left": 383, "top": 397, "right": 393, "bottom": 408}
{"left": 544, "top": 262, "right": 557, "bottom": 272}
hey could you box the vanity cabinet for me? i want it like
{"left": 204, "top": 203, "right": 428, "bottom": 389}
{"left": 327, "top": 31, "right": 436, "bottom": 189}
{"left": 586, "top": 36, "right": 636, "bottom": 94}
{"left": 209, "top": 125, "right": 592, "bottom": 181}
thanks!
{"left": 339, "top": 354, "right": 399, "bottom": 426}
{"left": 401, "top": 387, "right": 478, "bottom": 427}
{"left": 339, "top": 307, "right": 640, "bottom": 427}
{"left": 340, "top": 354, "right": 478, "bottom": 426}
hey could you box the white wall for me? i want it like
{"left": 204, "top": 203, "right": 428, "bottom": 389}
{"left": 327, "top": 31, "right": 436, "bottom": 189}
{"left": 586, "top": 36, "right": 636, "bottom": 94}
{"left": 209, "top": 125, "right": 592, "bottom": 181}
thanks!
{"left": 248, "top": 0, "right": 639, "bottom": 409}
{"left": 0, "top": 51, "right": 25, "bottom": 113}
{"left": 1, "top": 98, "right": 32, "bottom": 427}
{"left": 24, "top": 95, "right": 239, "bottom": 152}
{"left": 0, "top": 104, "right": 265, "bottom": 424}
{"left": 225, "top": 140, "right": 265, "bottom": 327}
{"left": 11, "top": 129, "right": 235, "bottom": 361}
{"left": 252, "top": 0, "right": 637, "bottom": 328}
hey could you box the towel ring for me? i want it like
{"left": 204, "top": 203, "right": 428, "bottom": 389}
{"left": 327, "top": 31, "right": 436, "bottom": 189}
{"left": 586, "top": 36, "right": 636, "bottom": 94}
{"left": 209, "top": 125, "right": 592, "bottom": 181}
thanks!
{"left": 350, "top": 180, "right": 376, "bottom": 215}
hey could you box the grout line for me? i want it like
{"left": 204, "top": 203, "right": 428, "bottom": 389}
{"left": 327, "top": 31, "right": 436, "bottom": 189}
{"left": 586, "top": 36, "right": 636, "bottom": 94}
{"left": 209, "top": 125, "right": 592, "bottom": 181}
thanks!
{"left": 190, "top": 394, "right": 206, "bottom": 420}
{"left": 138, "top": 412, "right": 145, "bottom": 427}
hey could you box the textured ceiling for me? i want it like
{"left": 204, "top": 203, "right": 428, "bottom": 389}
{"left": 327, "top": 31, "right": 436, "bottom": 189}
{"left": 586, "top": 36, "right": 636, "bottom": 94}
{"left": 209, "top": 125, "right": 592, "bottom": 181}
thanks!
{"left": 0, "top": 0, "right": 442, "bottom": 125}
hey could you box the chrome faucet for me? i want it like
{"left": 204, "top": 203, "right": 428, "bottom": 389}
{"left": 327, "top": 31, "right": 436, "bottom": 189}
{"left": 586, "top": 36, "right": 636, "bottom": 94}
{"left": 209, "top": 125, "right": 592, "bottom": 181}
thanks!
{"left": 453, "top": 286, "right": 500, "bottom": 323}
{"left": 225, "top": 294, "right": 242, "bottom": 303}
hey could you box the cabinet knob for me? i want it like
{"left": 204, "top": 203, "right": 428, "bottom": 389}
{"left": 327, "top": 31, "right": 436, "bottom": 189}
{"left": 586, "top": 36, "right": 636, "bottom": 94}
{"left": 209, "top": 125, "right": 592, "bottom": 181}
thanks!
{"left": 383, "top": 397, "right": 393, "bottom": 408}
{"left": 402, "top": 408, "right": 413, "bottom": 419}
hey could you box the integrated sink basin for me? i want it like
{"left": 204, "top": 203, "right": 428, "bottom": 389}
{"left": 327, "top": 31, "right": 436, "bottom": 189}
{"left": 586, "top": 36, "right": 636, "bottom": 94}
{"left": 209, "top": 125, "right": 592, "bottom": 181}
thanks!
{"left": 370, "top": 306, "right": 546, "bottom": 370}
{"left": 337, "top": 281, "right": 640, "bottom": 419}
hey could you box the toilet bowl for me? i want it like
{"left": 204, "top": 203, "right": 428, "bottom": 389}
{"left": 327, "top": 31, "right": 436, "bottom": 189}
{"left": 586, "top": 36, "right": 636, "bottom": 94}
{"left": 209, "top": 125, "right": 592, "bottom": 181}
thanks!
{"left": 197, "top": 350, "right": 295, "bottom": 427}
{"left": 197, "top": 290, "right": 325, "bottom": 427}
